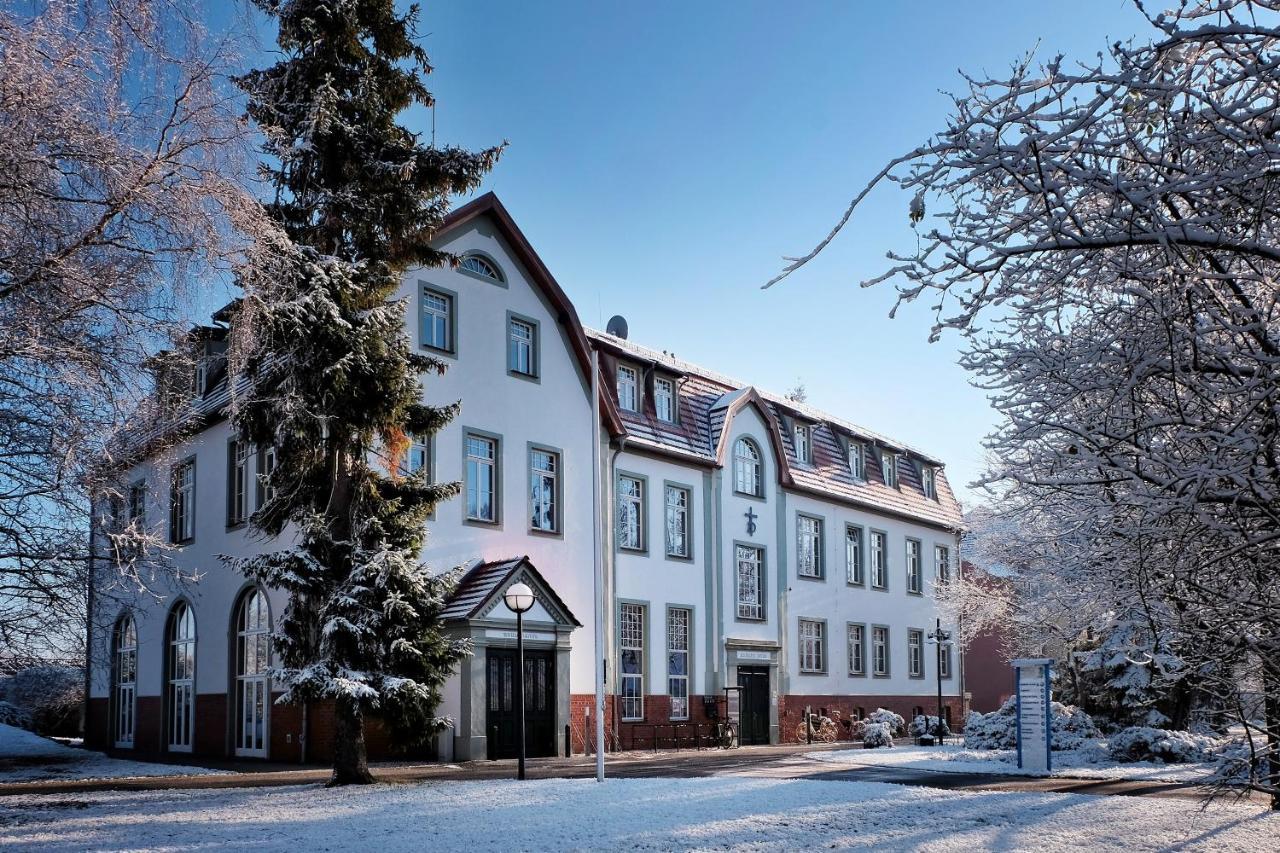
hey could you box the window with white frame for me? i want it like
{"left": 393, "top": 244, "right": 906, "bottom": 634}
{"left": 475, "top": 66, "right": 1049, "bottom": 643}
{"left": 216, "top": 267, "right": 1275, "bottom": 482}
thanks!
{"left": 799, "top": 619, "right": 825, "bottom": 673}
{"left": 235, "top": 589, "right": 270, "bottom": 756}
{"left": 940, "top": 643, "right": 953, "bottom": 679}
{"left": 616, "top": 365, "right": 639, "bottom": 412}
{"left": 508, "top": 317, "right": 536, "bottom": 376}
{"left": 733, "top": 438, "right": 762, "bottom": 496}
{"left": 870, "top": 530, "right": 888, "bottom": 589}
{"left": 797, "top": 515, "right": 823, "bottom": 579}
{"left": 228, "top": 440, "right": 250, "bottom": 526}
{"left": 848, "top": 441, "right": 866, "bottom": 480}
{"left": 667, "top": 607, "right": 690, "bottom": 720}
{"left": 460, "top": 254, "right": 502, "bottom": 281}
{"left": 654, "top": 377, "right": 676, "bottom": 422}
{"left": 420, "top": 287, "right": 453, "bottom": 352}
{"left": 127, "top": 480, "right": 146, "bottom": 528}
{"left": 465, "top": 434, "right": 498, "bottom": 523}
{"left": 793, "top": 422, "right": 811, "bottom": 464}
{"left": 618, "top": 475, "right": 644, "bottom": 550}
{"left": 906, "top": 539, "right": 923, "bottom": 594}
{"left": 846, "top": 525, "right": 864, "bottom": 585}
{"left": 619, "top": 603, "right": 645, "bottom": 721}
{"left": 847, "top": 623, "right": 866, "bottom": 676}
{"left": 114, "top": 615, "right": 137, "bottom": 747}
{"left": 257, "top": 446, "right": 277, "bottom": 506}
{"left": 908, "top": 628, "right": 924, "bottom": 677}
{"left": 664, "top": 484, "right": 690, "bottom": 558}
{"left": 922, "top": 465, "right": 937, "bottom": 499}
{"left": 872, "top": 626, "right": 890, "bottom": 676}
{"left": 167, "top": 602, "right": 196, "bottom": 752}
{"left": 529, "top": 448, "right": 558, "bottom": 533}
{"left": 736, "top": 544, "right": 764, "bottom": 620}
{"left": 401, "top": 434, "right": 430, "bottom": 479}
{"left": 935, "top": 544, "right": 951, "bottom": 584}
{"left": 881, "top": 450, "right": 898, "bottom": 488}
{"left": 170, "top": 459, "right": 195, "bottom": 544}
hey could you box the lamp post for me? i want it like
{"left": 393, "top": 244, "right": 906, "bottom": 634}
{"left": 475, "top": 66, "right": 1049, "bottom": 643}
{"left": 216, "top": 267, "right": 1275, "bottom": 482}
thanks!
{"left": 928, "top": 618, "right": 952, "bottom": 745}
{"left": 503, "top": 581, "right": 536, "bottom": 779}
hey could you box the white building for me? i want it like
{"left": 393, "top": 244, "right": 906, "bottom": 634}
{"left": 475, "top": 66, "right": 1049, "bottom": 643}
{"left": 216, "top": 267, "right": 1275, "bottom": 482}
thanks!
{"left": 86, "top": 194, "right": 964, "bottom": 764}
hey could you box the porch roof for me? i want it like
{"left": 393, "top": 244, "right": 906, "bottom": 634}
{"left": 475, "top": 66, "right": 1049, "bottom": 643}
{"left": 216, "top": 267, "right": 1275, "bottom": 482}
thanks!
{"left": 441, "top": 556, "right": 582, "bottom": 627}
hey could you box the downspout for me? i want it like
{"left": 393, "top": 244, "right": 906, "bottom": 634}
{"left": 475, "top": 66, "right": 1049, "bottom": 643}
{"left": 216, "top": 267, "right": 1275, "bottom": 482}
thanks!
{"left": 605, "top": 435, "right": 626, "bottom": 750}
{"left": 591, "top": 349, "right": 605, "bottom": 781}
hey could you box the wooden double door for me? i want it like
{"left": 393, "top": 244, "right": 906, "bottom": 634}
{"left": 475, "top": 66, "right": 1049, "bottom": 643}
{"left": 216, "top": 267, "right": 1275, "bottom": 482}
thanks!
{"left": 486, "top": 647, "right": 556, "bottom": 760}
{"left": 737, "top": 666, "right": 771, "bottom": 745}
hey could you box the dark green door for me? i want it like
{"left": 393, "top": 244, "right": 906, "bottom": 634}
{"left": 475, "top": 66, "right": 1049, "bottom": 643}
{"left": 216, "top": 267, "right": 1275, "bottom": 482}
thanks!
{"left": 486, "top": 648, "right": 556, "bottom": 759}
{"left": 737, "top": 666, "right": 771, "bottom": 745}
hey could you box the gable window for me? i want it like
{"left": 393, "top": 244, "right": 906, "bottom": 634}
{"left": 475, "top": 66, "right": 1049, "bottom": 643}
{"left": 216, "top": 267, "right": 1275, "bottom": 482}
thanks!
{"left": 847, "top": 623, "right": 866, "bottom": 676}
{"left": 733, "top": 438, "right": 763, "bottom": 497}
{"left": 799, "top": 619, "right": 825, "bottom": 673}
{"left": 845, "top": 525, "right": 865, "bottom": 585}
{"left": 616, "top": 365, "right": 639, "bottom": 412}
{"left": 796, "top": 514, "right": 823, "bottom": 579}
{"left": 736, "top": 544, "right": 764, "bottom": 620}
{"left": 529, "top": 448, "right": 559, "bottom": 533}
{"left": 664, "top": 484, "right": 690, "bottom": 559}
{"left": 227, "top": 439, "right": 250, "bottom": 527}
{"left": 508, "top": 316, "right": 537, "bottom": 377}
{"left": 872, "top": 626, "right": 890, "bottom": 676}
{"left": 793, "top": 423, "right": 812, "bottom": 464}
{"left": 667, "top": 607, "right": 691, "bottom": 721}
{"left": 881, "top": 450, "right": 898, "bottom": 488}
{"left": 935, "top": 545, "right": 951, "bottom": 584}
{"left": 922, "top": 465, "right": 937, "bottom": 499}
{"left": 906, "top": 539, "right": 923, "bottom": 594}
{"left": 113, "top": 615, "right": 137, "bottom": 748}
{"left": 169, "top": 459, "right": 195, "bottom": 544}
{"left": 654, "top": 377, "right": 676, "bottom": 422}
{"left": 619, "top": 603, "right": 645, "bottom": 721}
{"left": 908, "top": 628, "right": 925, "bottom": 678}
{"left": 848, "top": 441, "right": 866, "bottom": 480}
{"left": 940, "top": 643, "right": 953, "bottom": 679}
{"left": 870, "top": 530, "right": 888, "bottom": 589}
{"left": 617, "top": 475, "right": 645, "bottom": 551}
{"left": 460, "top": 254, "right": 503, "bottom": 281}
{"left": 465, "top": 433, "right": 498, "bottom": 523}
{"left": 420, "top": 286, "right": 455, "bottom": 353}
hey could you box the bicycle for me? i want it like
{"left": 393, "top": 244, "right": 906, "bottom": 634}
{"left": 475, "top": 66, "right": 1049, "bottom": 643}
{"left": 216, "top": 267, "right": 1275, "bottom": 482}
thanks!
{"left": 713, "top": 720, "right": 739, "bottom": 749}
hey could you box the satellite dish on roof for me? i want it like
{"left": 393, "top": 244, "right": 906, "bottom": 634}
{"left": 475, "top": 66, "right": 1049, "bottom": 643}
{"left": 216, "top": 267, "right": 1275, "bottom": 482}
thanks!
{"left": 606, "top": 315, "right": 629, "bottom": 340}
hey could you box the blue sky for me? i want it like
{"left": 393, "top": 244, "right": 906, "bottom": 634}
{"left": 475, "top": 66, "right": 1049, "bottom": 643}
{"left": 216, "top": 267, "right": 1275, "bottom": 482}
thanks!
{"left": 240, "top": 1, "right": 1153, "bottom": 504}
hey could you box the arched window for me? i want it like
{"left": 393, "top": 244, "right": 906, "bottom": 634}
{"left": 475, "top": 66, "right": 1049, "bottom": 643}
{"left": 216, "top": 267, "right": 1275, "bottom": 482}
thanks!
{"left": 734, "top": 438, "right": 763, "bottom": 497}
{"left": 234, "top": 588, "right": 270, "bottom": 757}
{"left": 167, "top": 602, "right": 196, "bottom": 752}
{"left": 459, "top": 253, "right": 503, "bottom": 282}
{"left": 113, "top": 614, "right": 137, "bottom": 748}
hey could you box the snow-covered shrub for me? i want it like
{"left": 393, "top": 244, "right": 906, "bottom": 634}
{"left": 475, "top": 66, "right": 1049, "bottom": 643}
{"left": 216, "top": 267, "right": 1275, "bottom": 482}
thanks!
{"left": 862, "top": 721, "right": 894, "bottom": 748}
{"left": 1107, "top": 727, "right": 1216, "bottom": 764}
{"left": 0, "top": 701, "right": 33, "bottom": 730}
{"left": 963, "top": 696, "right": 1100, "bottom": 751}
{"left": 1, "top": 666, "right": 82, "bottom": 736}
{"left": 866, "top": 708, "right": 905, "bottom": 735}
{"left": 1052, "top": 702, "right": 1101, "bottom": 750}
{"left": 909, "top": 714, "right": 951, "bottom": 738}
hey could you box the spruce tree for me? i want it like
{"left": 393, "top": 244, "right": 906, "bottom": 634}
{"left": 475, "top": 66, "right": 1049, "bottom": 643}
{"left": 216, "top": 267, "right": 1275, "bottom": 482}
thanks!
{"left": 227, "top": 0, "right": 501, "bottom": 785}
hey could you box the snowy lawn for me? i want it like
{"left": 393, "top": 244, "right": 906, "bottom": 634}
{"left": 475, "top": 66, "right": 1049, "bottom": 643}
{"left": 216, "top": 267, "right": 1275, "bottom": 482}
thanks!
{"left": 0, "top": 724, "right": 230, "bottom": 784}
{"left": 808, "top": 744, "right": 1217, "bottom": 783}
{"left": 1, "top": 776, "right": 1276, "bottom": 851}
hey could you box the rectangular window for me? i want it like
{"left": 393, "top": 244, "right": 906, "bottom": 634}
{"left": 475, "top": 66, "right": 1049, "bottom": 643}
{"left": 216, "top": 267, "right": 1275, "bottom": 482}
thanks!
{"left": 169, "top": 460, "right": 195, "bottom": 544}
{"left": 620, "top": 603, "right": 645, "bottom": 721}
{"left": 127, "top": 481, "right": 146, "bottom": 526}
{"left": 845, "top": 525, "right": 864, "bottom": 586}
{"left": 529, "top": 448, "right": 558, "bottom": 533}
{"left": 935, "top": 545, "right": 951, "bottom": 584}
{"left": 508, "top": 317, "right": 536, "bottom": 377}
{"left": 796, "top": 515, "right": 823, "bottom": 579}
{"left": 849, "top": 441, "right": 865, "bottom": 480}
{"left": 870, "top": 531, "right": 888, "bottom": 589}
{"left": 872, "top": 626, "right": 889, "bottom": 676}
{"left": 227, "top": 440, "right": 250, "bottom": 526}
{"left": 906, "top": 539, "right": 923, "bottom": 594}
{"left": 654, "top": 377, "right": 675, "bottom": 422}
{"left": 465, "top": 434, "right": 498, "bottom": 523}
{"left": 616, "top": 365, "right": 638, "bottom": 412}
{"left": 940, "top": 643, "right": 953, "bottom": 679}
{"left": 256, "top": 446, "right": 277, "bottom": 507}
{"left": 922, "top": 465, "right": 937, "bottom": 499}
{"left": 401, "top": 434, "right": 430, "bottom": 479}
{"left": 420, "top": 287, "right": 454, "bottom": 353}
{"left": 735, "top": 544, "right": 764, "bottom": 620}
{"left": 799, "top": 619, "right": 825, "bottom": 673}
{"left": 847, "top": 623, "right": 866, "bottom": 676}
{"left": 881, "top": 450, "right": 898, "bottom": 488}
{"left": 794, "top": 423, "right": 811, "bottom": 464}
{"left": 667, "top": 608, "right": 690, "bottom": 721}
{"left": 908, "top": 628, "right": 924, "bottom": 678}
{"left": 617, "top": 475, "right": 644, "bottom": 551}
{"left": 664, "top": 484, "right": 690, "bottom": 558}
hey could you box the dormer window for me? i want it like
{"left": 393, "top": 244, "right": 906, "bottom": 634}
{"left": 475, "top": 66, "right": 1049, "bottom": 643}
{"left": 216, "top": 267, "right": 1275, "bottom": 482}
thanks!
{"left": 459, "top": 253, "right": 503, "bottom": 282}
{"left": 794, "top": 423, "right": 812, "bottom": 465}
{"left": 848, "top": 440, "right": 865, "bottom": 480}
{"left": 881, "top": 450, "right": 899, "bottom": 488}
{"left": 922, "top": 465, "right": 937, "bottom": 500}
{"left": 617, "top": 365, "right": 639, "bottom": 412}
{"left": 654, "top": 377, "right": 675, "bottom": 422}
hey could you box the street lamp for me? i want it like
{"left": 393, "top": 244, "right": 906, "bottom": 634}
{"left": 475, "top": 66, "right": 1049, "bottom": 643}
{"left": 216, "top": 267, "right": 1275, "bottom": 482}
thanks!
{"left": 927, "top": 618, "right": 952, "bottom": 745}
{"left": 503, "top": 581, "right": 536, "bottom": 779}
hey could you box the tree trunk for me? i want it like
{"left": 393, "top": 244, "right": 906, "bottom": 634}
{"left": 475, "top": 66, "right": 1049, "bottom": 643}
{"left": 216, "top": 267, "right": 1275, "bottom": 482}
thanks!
{"left": 1264, "top": 659, "right": 1280, "bottom": 811}
{"left": 329, "top": 700, "right": 374, "bottom": 786}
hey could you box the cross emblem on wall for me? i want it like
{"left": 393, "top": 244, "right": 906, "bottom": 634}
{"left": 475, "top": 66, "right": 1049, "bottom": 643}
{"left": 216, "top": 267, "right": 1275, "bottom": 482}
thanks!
{"left": 744, "top": 507, "right": 758, "bottom": 536}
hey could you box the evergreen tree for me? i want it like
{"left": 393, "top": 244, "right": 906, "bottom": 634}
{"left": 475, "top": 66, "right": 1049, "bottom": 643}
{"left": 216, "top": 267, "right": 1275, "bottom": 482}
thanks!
{"left": 226, "top": 0, "right": 501, "bottom": 785}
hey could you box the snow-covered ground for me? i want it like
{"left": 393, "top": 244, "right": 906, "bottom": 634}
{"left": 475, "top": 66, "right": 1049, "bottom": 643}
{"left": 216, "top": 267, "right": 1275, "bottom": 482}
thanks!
{"left": 0, "top": 724, "right": 230, "bottom": 784}
{"left": 807, "top": 744, "right": 1217, "bottom": 783}
{"left": 1, "top": 776, "right": 1275, "bottom": 851}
